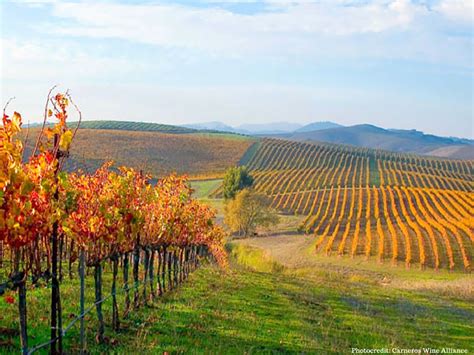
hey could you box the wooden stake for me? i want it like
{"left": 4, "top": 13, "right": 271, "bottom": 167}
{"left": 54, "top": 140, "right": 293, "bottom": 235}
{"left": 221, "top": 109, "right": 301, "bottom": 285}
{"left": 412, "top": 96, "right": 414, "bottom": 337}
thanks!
{"left": 79, "top": 250, "right": 86, "bottom": 354}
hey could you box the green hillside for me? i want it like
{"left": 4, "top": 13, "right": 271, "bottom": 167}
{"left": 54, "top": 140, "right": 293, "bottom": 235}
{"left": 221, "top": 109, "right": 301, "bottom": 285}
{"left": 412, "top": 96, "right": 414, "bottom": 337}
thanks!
{"left": 68, "top": 120, "right": 196, "bottom": 134}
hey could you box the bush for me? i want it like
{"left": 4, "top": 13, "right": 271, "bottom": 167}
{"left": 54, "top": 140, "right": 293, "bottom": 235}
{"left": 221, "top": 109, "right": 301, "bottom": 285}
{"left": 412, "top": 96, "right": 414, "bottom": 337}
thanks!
{"left": 224, "top": 189, "right": 279, "bottom": 237}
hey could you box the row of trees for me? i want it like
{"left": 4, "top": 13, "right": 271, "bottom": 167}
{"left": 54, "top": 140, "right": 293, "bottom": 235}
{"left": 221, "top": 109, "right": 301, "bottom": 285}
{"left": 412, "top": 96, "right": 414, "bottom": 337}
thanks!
{"left": 1, "top": 91, "right": 226, "bottom": 353}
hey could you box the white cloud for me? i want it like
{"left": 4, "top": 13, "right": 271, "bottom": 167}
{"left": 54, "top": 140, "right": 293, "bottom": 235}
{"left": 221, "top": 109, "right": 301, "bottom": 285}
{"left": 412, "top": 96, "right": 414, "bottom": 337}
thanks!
{"left": 46, "top": 1, "right": 421, "bottom": 54}
{"left": 21, "top": 0, "right": 467, "bottom": 67}
{"left": 0, "top": 38, "right": 145, "bottom": 82}
{"left": 434, "top": 0, "right": 473, "bottom": 24}
{"left": 2, "top": 0, "right": 472, "bottom": 138}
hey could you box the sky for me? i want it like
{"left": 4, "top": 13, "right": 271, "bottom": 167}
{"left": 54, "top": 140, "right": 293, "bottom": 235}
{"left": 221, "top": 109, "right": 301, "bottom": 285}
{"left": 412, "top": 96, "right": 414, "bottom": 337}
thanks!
{"left": 0, "top": 0, "right": 473, "bottom": 138}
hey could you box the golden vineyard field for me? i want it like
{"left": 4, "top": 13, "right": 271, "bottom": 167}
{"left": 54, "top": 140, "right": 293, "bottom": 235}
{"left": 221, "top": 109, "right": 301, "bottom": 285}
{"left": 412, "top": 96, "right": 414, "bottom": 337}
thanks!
{"left": 23, "top": 127, "right": 254, "bottom": 178}
{"left": 216, "top": 138, "right": 474, "bottom": 271}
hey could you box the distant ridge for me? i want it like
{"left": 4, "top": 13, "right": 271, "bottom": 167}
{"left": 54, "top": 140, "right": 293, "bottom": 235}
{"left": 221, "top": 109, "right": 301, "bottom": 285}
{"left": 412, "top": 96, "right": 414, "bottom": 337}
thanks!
{"left": 236, "top": 121, "right": 303, "bottom": 134}
{"left": 65, "top": 120, "right": 245, "bottom": 136}
{"left": 73, "top": 120, "right": 196, "bottom": 134}
{"left": 295, "top": 121, "right": 342, "bottom": 132}
{"left": 181, "top": 121, "right": 236, "bottom": 133}
{"left": 37, "top": 119, "right": 473, "bottom": 160}
{"left": 180, "top": 120, "right": 343, "bottom": 135}
{"left": 281, "top": 124, "right": 474, "bottom": 159}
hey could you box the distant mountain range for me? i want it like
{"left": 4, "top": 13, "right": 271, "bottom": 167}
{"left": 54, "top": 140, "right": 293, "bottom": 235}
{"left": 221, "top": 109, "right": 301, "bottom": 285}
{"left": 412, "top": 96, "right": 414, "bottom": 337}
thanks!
{"left": 294, "top": 121, "right": 343, "bottom": 132}
{"left": 270, "top": 124, "right": 473, "bottom": 160}
{"left": 181, "top": 121, "right": 473, "bottom": 159}
{"left": 181, "top": 121, "right": 235, "bottom": 132}
{"left": 181, "top": 121, "right": 341, "bottom": 135}
{"left": 26, "top": 120, "right": 473, "bottom": 160}
{"left": 237, "top": 122, "right": 303, "bottom": 134}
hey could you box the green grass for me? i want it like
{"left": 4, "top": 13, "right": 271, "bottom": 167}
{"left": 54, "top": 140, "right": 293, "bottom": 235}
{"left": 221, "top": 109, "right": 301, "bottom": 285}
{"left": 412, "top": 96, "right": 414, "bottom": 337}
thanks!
{"left": 190, "top": 179, "right": 223, "bottom": 199}
{"left": 368, "top": 154, "right": 381, "bottom": 186}
{"left": 228, "top": 243, "right": 285, "bottom": 274}
{"left": 70, "top": 120, "right": 196, "bottom": 133}
{"left": 1, "top": 244, "right": 472, "bottom": 354}
{"left": 190, "top": 132, "right": 254, "bottom": 141}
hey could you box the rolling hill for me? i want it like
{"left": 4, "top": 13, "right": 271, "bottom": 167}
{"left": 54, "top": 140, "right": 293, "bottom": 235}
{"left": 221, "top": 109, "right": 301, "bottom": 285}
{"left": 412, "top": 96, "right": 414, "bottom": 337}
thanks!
{"left": 236, "top": 122, "right": 303, "bottom": 134}
{"left": 176, "top": 121, "right": 473, "bottom": 159}
{"left": 212, "top": 138, "right": 473, "bottom": 271}
{"left": 181, "top": 121, "right": 305, "bottom": 135}
{"left": 278, "top": 124, "right": 474, "bottom": 159}
{"left": 181, "top": 121, "right": 236, "bottom": 133}
{"left": 23, "top": 123, "right": 254, "bottom": 178}
{"left": 294, "top": 121, "right": 342, "bottom": 132}
{"left": 69, "top": 120, "right": 197, "bottom": 133}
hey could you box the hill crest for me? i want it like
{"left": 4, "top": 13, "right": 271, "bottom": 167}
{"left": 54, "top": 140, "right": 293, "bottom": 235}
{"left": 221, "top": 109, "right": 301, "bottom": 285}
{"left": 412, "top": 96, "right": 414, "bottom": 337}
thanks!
{"left": 275, "top": 124, "right": 474, "bottom": 160}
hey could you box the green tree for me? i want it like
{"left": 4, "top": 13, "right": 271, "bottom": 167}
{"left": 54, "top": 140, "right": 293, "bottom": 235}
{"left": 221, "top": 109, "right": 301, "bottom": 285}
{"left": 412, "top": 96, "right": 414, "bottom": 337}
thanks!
{"left": 222, "top": 166, "right": 254, "bottom": 200}
{"left": 224, "top": 189, "right": 279, "bottom": 237}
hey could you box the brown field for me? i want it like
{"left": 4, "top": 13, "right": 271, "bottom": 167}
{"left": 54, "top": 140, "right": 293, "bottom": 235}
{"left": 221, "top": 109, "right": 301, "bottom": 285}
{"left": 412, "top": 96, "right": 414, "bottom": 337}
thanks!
{"left": 24, "top": 128, "right": 254, "bottom": 177}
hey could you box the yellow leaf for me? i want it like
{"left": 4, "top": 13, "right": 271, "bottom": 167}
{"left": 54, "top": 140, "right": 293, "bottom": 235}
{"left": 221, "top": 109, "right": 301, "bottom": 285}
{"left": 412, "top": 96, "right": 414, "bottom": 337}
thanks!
{"left": 59, "top": 130, "right": 73, "bottom": 150}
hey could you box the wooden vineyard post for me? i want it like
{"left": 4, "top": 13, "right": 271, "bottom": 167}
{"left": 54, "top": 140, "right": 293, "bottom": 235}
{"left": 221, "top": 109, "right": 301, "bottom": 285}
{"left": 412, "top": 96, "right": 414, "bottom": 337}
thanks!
{"left": 173, "top": 250, "right": 178, "bottom": 286}
{"left": 18, "top": 275, "right": 28, "bottom": 355}
{"left": 59, "top": 236, "right": 64, "bottom": 282}
{"left": 112, "top": 255, "right": 120, "bottom": 331}
{"left": 51, "top": 219, "right": 62, "bottom": 354}
{"left": 167, "top": 249, "right": 173, "bottom": 290}
{"left": 50, "top": 133, "right": 63, "bottom": 355}
{"left": 68, "top": 240, "right": 75, "bottom": 280}
{"left": 142, "top": 248, "right": 149, "bottom": 305}
{"left": 12, "top": 250, "right": 28, "bottom": 355}
{"left": 12, "top": 251, "right": 28, "bottom": 355}
{"left": 123, "top": 253, "right": 130, "bottom": 315}
{"left": 149, "top": 249, "right": 156, "bottom": 300}
{"left": 133, "top": 239, "right": 140, "bottom": 309}
{"left": 179, "top": 248, "right": 184, "bottom": 283}
{"left": 163, "top": 247, "right": 168, "bottom": 292}
{"left": 79, "top": 249, "right": 86, "bottom": 354}
{"left": 185, "top": 246, "right": 190, "bottom": 278}
{"left": 157, "top": 247, "right": 163, "bottom": 295}
{"left": 94, "top": 262, "right": 105, "bottom": 343}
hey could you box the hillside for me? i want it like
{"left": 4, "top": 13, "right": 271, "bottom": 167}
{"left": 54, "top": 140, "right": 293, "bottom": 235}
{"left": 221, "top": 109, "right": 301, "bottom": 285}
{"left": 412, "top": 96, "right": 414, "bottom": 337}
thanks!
{"left": 24, "top": 126, "right": 254, "bottom": 178}
{"left": 237, "top": 122, "right": 302, "bottom": 134}
{"left": 212, "top": 138, "right": 474, "bottom": 271}
{"left": 295, "top": 121, "right": 342, "bottom": 132}
{"left": 70, "top": 120, "right": 197, "bottom": 133}
{"left": 280, "top": 124, "right": 474, "bottom": 159}
{"left": 181, "top": 121, "right": 236, "bottom": 133}
{"left": 180, "top": 121, "right": 305, "bottom": 135}
{"left": 427, "top": 145, "right": 474, "bottom": 160}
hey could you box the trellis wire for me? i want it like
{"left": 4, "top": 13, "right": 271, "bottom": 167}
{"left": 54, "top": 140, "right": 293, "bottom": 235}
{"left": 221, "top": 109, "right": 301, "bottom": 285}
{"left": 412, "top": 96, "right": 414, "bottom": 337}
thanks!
{"left": 22, "top": 248, "right": 205, "bottom": 354}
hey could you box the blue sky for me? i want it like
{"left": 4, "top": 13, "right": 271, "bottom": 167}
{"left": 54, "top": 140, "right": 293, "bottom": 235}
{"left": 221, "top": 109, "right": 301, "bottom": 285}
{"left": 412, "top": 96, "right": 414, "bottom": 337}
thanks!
{"left": 1, "top": 0, "right": 472, "bottom": 138}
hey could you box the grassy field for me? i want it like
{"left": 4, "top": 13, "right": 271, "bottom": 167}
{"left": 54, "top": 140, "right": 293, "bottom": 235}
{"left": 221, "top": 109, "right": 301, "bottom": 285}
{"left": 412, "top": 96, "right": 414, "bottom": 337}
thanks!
{"left": 2, "top": 241, "right": 472, "bottom": 354}
{"left": 190, "top": 179, "right": 223, "bottom": 199}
